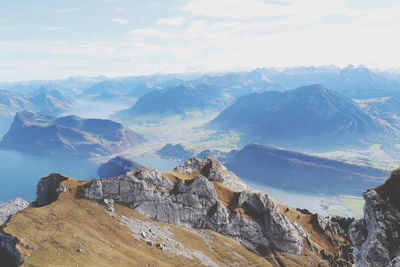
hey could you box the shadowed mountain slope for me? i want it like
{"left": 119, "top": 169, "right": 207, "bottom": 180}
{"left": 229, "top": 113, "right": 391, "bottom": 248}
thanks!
{"left": 209, "top": 84, "right": 387, "bottom": 151}
{"left": 223, "top": 143, "right": 389, "bottom": 195}
{"left": 0, "top": 111, "right": 145, "bottom": 157}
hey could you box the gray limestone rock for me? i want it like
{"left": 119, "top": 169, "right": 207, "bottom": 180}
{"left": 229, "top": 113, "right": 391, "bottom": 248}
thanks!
{"left": 82, "top": 159, "right": 311, "bottom": 257}
{"left": 174, "top": 157, "right": 247, "bottom": 192}
{"left": 34, "top": 173, "right": 68, "bottom": 207}
{"left": 349, "top": 189, "right": 400, "bottom": 267}
{"left": 135, "top": 168, "right": 174, "bottom": 190}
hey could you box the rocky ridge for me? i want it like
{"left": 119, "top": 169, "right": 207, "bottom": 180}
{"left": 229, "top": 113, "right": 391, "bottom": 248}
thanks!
{"left": 81, "top": 157, "right": 352, "bottom": 265}
{"left": 0, "top": 157, "right": 353, "bottom": 266}
{"left": 349, "top": 168, "right": 400, "bottom": 266}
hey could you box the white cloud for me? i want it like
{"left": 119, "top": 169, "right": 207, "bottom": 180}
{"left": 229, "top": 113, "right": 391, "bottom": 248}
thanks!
{"left": 43, "top": 26, "right": 68, "bottom": 32}
{"left": 57, "top": 7, "right": 82, "bottom": 14}
{"left": 182, "top": 0, "right": 293, "bottom": 20}
{"left": 157, "top": 17, "right": 185, "bottom": 26}
{"left": 111, "top": 18, "right": 128, "bottom": 25}
{"left": 183, "top": 20, "right": 207, "bottom": 39}
{"left": 2, "top": 0, "right": 400, "bottom": 81}
{"left": 130, "top": 28, "right": 178, "bottom": 40}
{"left": 115, "top": 7, "right": 126, "bottom": 12}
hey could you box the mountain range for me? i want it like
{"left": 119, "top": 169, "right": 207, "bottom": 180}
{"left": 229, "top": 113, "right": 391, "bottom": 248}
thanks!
{"left": 0, "top": 87, "right": 74, "bottom": 116}
{"left": 114, "top": 71, "right": 286, "bottom": 120}
{"left": 261, "top": 65, "right": 400, "bottom": 99}
{"left": 115, "top": 84, "right": 230, "bottom": 120}
{"left": 79, "top": 77, "right": 186, "bottom": 103}
{"left": 0, "top": 111, "right": 145, "bottom": 157}
{"left": 209, "top": 84, "right": 388, "bottom": 151}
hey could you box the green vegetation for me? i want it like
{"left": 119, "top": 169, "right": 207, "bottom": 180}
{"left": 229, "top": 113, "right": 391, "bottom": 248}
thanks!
{"left": 124, "top": 111, "right": 240, "bottom": 157}
{"left": 315, "top": 143, "right": 399, "bottom": 171}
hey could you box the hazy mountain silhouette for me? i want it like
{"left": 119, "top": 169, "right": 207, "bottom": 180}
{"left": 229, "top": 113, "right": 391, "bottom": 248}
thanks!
{"left": 209, "top": 84, "right": 386, "bottom": 150}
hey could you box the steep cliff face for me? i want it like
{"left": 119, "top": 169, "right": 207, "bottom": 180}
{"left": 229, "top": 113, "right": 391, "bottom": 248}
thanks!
{"left": 0, "top": 158, "right": 353, "bottom": 266}
{"left": 349, "top": 168, "right": 400, "bottom": 266}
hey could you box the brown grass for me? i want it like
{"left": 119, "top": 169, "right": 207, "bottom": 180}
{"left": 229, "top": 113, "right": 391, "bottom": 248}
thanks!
{"left": 212, "top": 182, "right": 239, "bottom": 210}
{"left": 162, "top": 171, "right": 199, "bottom": 184}
{"left": 0, "top": 173, "right": 350, "bottom": 266}
{"left": 0, "top": 178, "right": 269, "bottom": 266}
{"left": 277, "top": 203, "right": 343, "bottom": 255}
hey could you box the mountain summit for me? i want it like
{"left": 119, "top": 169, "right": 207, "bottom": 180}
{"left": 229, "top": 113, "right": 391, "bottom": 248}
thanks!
{"left": 209, "top": 84, "right": 386, "bottom": 150}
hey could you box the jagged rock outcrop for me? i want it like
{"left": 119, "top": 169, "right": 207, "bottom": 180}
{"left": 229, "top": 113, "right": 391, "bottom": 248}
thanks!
{"left": 81, "top": 157, "right": 350, "bottom": 263}
{"left": 82, "top": 166, "right": 307, "bottom": 254}
{"left": 174, "top": 157, "right": 247, "bottom": 192}
{"left": 349, "top": 168, "right": 400, "bottom": 267}
{"left": 97, "top": 156, "right": 145, "bottom": 178}
{"left": 33, "top": 173, "right": 68, "bottom": 207}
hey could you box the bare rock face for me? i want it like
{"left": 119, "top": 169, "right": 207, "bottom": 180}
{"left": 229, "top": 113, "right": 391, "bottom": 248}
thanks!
{"left": 174, "top": 157, "right": 247, "bottom": 192}
{"left": 34, "top": 173, "right": 68, "bottom": 207}
{"left": 349, "top": 168, "right": 400, "bottom": 267}
{"left": 0, "top": 232, "right": 20, "bottom": 267}
{"left": 82, "top": 157, "right": 311, "bottom": 256}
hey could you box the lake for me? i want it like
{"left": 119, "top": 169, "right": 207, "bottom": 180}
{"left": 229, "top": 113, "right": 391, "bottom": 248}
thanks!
{"left": 243, "top": 179, "right": 362, "bottom": 218}
{"left": 0, "top": 149, "right": 182, "bottom": 202}
{"left": 0, "top": 150, "right": 98, "bottom": 201}
{"left": 0, "top": 148, "right": 361, "bottom": 217}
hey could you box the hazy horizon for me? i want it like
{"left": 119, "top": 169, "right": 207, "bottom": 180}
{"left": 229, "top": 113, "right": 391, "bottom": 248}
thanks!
{"left": 1, "top": 0, "right": 400, "bottom": 81}
{"left": 0, "top": 63, "right": 398, "bottom": 84}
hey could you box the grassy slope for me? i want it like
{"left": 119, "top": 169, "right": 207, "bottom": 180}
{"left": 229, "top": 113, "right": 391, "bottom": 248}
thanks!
{"left": 1, "top": 174, "right": 350, "bottom": 266}
{"left": 0, "top": 178, "right": 265, "bottom": 266}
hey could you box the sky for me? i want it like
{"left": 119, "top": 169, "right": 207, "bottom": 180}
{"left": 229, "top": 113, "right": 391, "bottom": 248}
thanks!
{"left": 1, "top": 0, "right": 400, "bottom": 81}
